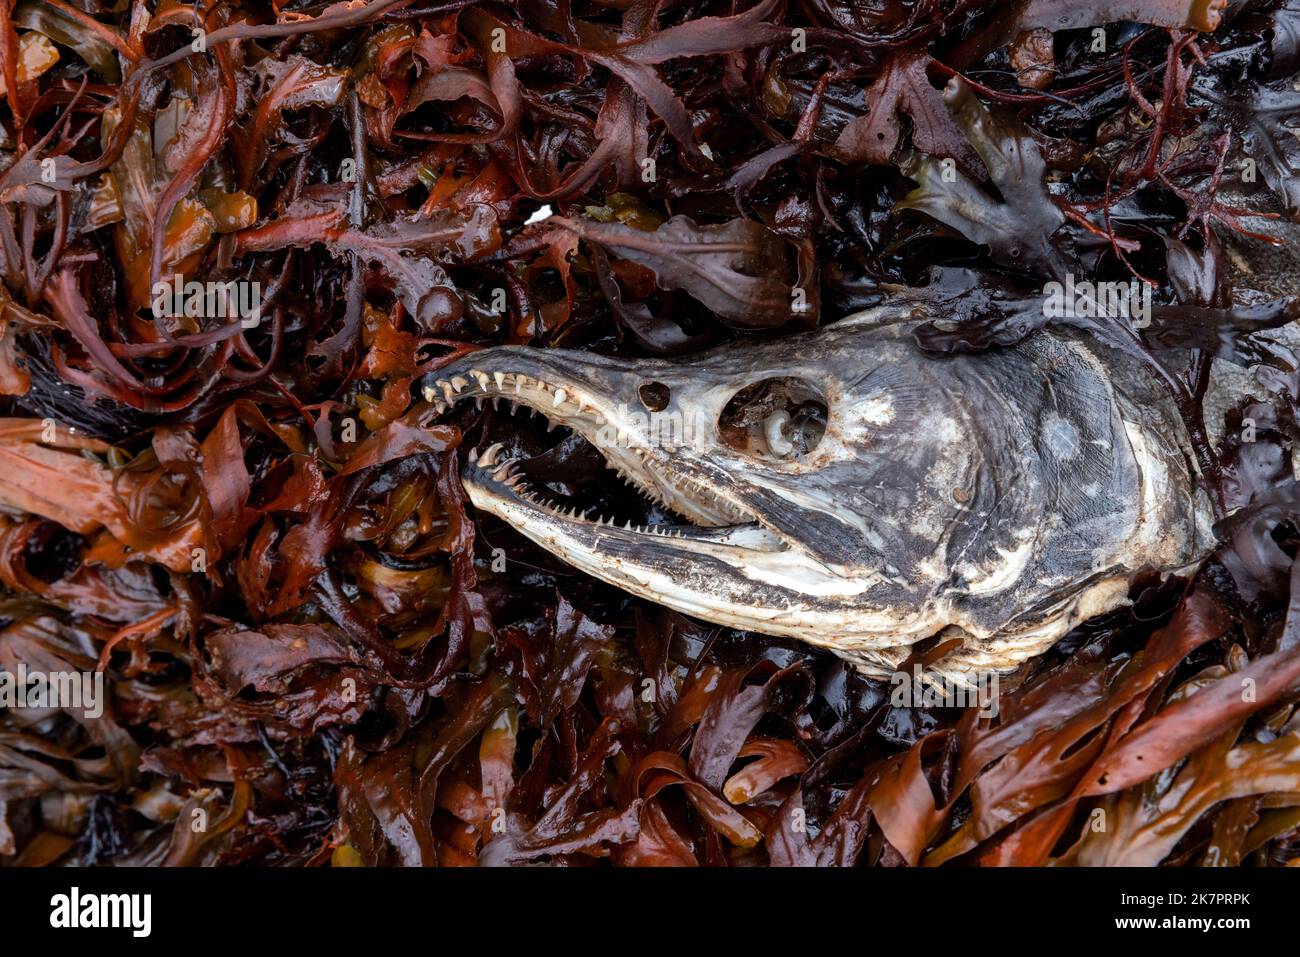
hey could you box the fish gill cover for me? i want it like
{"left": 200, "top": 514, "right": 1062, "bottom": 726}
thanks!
{"left": 0, "top": 0, "right": 1299, "bottom": 868}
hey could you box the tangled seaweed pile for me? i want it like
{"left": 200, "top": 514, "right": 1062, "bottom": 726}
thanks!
{"left": 4, "top": 0, "right": 1300, "bottom": 866}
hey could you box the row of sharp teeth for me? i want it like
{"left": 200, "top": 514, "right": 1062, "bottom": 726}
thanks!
{"left": 466, "top": 442, "right": 691, "bottom": 538}
{"left": 434, "top": 369, "right": 749, "bottom": 527}
{"left": 425, "top": 368, "right": 662, "bottom": 473}
{"left": 428, "top": 369, "right": 672, "bottom": 507}
{"left": 423, "top": 369, "right": 601, "bottom": 419}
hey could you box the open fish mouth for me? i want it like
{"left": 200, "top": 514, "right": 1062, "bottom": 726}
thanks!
{"left": 422, "top": 367, "right": 791, "bottom": 560}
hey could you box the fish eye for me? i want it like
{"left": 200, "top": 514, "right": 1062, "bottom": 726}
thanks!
{"left": 639, "top": 381, "right": 671, "bottom": 411}
{"left": 719, "top": 377, "right": 827, "bottom": 462}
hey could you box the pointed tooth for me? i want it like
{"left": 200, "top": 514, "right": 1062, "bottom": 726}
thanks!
{"left": 480, "top": 442, "right": 504, "bottom": 466}
{"left": 440, "top": 382, "right": 455, "bottom": 401}
{"left": 472, "top": 371, "right": 489, "bottom": 388}
{"left": 468, "top": 447, "right": 480, "bottom": 464}
{"left": 451, "top": 376, "right": 468, "bottom": 391}
{"left": 493, "top": 372, "right": 506, "bottom": 389}
{"left": 422, "top": 385, "right": 436, "bottom": 403}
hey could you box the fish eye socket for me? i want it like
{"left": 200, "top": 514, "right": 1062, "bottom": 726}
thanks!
{"left": 719, "top": 377, "right": 827, "bottom": 462}
{"left": 639, "top": 381, "right": 671, "bottom": 411}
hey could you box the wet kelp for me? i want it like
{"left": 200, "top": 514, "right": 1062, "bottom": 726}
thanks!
{"left": 3, "top": 0, "right": 1300, "bottom": 866}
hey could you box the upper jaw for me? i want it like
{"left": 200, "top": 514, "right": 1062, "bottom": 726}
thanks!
{"left": 422, "top": 349, "right": 754, "bottom": 529}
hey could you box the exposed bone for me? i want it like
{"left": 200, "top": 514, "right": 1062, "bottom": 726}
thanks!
{"left": 431, "top": 303, "right": 1216, "bottom": 688}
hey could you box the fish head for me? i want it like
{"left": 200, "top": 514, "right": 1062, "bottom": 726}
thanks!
{"left": 422, "top": 306, "right": 981, "bottom": 635}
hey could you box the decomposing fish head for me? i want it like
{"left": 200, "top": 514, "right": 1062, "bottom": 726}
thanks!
{"left": 424, "top": 304, "right": 1216, "bottom": 680}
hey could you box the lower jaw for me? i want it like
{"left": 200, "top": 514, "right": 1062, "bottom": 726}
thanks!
{"left": 464, "top": 485, "right": 1128, "bottom": 676}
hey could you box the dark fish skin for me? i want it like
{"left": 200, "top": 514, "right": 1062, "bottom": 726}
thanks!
{"left": 427, "top": 305, "right": 1216, "bottom": 679}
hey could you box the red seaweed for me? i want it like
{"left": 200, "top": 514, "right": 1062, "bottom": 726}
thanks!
{"left": 0, "top": 0, "right": 1299, "bottom": 870}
